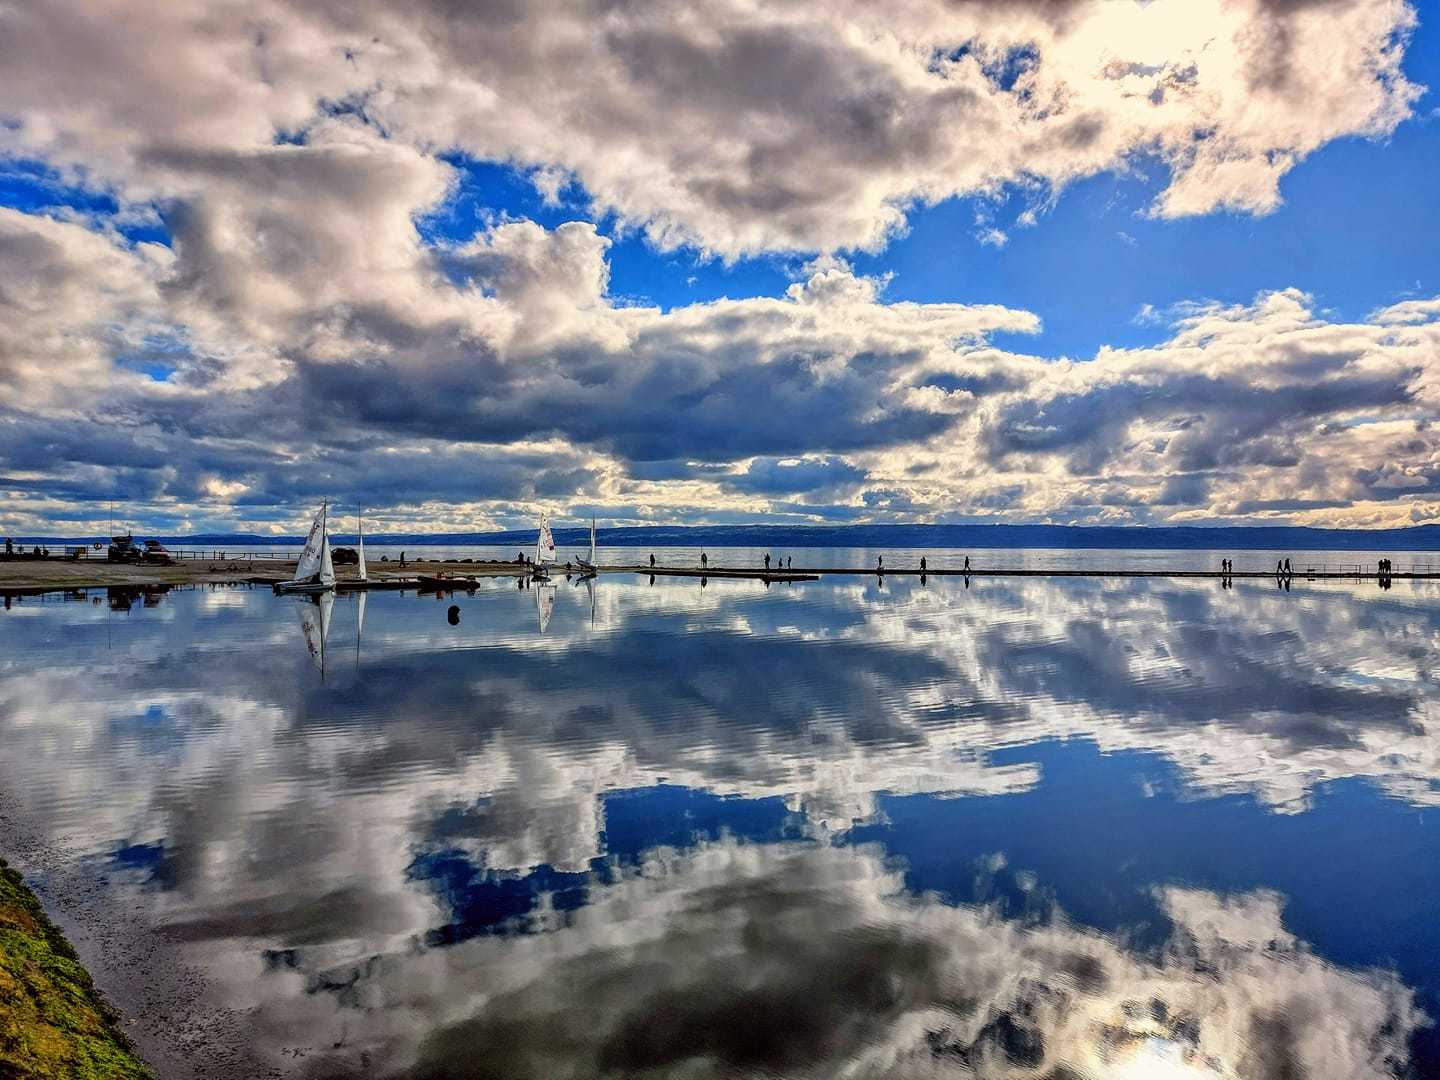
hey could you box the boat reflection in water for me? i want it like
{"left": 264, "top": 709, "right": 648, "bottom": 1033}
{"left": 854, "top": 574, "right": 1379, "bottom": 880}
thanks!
{"left": 535, "top": 578, "right": 556, "bottom": 634}
{"left": 0, "top": 569, "right": 1436, "bottom": 1078}
{"left": 295, "top": 590, "right": 334, "bottom": 674}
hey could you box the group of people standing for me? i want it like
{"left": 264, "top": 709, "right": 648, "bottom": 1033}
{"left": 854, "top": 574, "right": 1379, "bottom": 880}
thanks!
{"left": 877, "top": 554, "right": 969, "bottom": 574}
{"left": 667, "top": 550, "right": 975, "bottom": 575}
{"left": 1378, "top": 557, "right": 1395, "bottom": 589}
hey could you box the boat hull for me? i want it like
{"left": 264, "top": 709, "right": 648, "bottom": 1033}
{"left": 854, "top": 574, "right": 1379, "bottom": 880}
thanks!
{"left": 274, "top": 581, "right": 335, "bottom": 595}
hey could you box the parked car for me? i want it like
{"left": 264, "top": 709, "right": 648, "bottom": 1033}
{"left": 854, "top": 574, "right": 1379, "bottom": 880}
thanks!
{"left": 107, "top": 535, "right": 174, "bottom": 565}
{"left": 141, "top": 540, "right": 174, "bottom": 565}
{"left": 107, "top": 534, "right": 142, "bottom": 563}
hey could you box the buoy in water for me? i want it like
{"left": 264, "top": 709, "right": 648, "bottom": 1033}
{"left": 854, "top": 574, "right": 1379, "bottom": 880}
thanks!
{"left": 447, "top": 605, "right": 460, "bottom": 625}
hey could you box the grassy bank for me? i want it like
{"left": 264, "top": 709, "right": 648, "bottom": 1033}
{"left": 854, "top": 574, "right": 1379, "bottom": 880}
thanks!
{"left": 0, "top": 857, "right": 150, "bottom": 1078}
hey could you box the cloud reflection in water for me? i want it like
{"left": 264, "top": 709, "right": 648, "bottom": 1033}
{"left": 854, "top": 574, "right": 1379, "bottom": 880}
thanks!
{"left": 0, "top": 574, "right": 1435, "bottom": 1076}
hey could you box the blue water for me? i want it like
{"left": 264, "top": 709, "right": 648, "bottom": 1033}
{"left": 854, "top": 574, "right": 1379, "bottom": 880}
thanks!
{"left": 1, "top": 559, "right": 1437, "bottom": 1077}
{"left": 156, "top": 542, "right": 1440, "bottom": 575}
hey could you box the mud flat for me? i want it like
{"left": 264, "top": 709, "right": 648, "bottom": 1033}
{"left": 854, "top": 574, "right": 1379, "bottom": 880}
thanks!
{"left": 8, "top": 558, "right": 1429, "bottom": 595}
{"left": 0, "top": 557, "right": 531, "bottom": 593}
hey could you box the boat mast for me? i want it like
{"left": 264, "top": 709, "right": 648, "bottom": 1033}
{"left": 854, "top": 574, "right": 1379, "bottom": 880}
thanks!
{"left": 357, "top": 507, "right": 368, "bottom": 581}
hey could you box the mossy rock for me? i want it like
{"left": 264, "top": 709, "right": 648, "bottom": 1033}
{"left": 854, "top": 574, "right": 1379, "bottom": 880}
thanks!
{"left": 0, "top": 858, "right": 152, "bottom": 1078}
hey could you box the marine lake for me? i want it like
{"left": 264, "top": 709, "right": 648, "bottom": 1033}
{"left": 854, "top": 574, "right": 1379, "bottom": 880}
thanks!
{"left": 2, "top": 549, "right": 1438, "bottom": 1078}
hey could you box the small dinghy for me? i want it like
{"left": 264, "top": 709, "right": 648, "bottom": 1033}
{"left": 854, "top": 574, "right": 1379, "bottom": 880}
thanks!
{"left": 276, "top": 502, "right": 337, "bottom": 594}
{"left": 532, "top": 512, "right": 558, "bottom": 579}
{"left": 575, "top": 518, "right": 598, "bottom": 576}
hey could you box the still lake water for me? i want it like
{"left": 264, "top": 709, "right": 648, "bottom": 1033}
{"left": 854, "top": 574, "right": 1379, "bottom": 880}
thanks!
{"left": 2, "top": 552, "right": 1439, "bottom": 1078}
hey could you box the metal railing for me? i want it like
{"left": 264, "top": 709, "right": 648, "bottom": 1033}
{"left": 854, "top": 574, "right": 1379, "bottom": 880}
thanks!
{"left": 165, "top": 549, "right": 293, "bottom": 561}
{"left": 4, "top": 548, "right": 296, "bottom": 562}
{"left": 1294, "top": 563, "right": 1440, "bottom": 577}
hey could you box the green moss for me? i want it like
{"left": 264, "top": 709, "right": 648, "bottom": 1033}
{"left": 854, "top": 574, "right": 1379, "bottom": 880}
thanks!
{"left": 0, "top": 857, "right": 152, "bottom": 1079}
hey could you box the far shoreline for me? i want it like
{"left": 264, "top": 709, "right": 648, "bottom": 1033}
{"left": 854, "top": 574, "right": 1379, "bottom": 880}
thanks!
{"left": 2, "top": 557, "right": 1436, "bottom": 592}
{"left": 8, "top": 521, "right": 1440, "bottom": 554}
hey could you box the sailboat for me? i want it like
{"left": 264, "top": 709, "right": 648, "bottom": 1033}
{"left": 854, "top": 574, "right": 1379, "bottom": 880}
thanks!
{"left": 532, "top": 511, "right": 558, "bottom": 580}
{"left": 297, "top": 590, "right": 335, "bottom": 674}
{"left": 276, "top": 501, "right": 337, "bottom": 594}
{"left": 356, "top": 508, "right": 368, "bottom": 582}
{"left": 575, "top": 518, "right": 598, "bottom": 576}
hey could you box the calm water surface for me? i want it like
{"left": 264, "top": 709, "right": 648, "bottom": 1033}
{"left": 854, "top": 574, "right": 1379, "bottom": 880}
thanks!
{"left": 2, "top": 554, "right": 1438, "bottom": 1078}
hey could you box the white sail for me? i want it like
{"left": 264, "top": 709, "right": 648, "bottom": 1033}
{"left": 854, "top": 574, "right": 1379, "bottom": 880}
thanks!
{"left": 298, "top": 591, "right": 334, "bottom": 671}
{"left": 536, "top": 513, "right": 557, "bottom": 566}
{"left": 293, "top": 503, "right": 327, "bottom": 582}
{"left": 319, "top": 507, "right": 336, "bottom": 587}
{"left": 357, "top": 509, "right": 367, "bottom": 581}
{"left": 589, "top": 518, "right": 596, "bottom": 565}
{"left": 536, "top": 582, "right": 555, "bottom": 633}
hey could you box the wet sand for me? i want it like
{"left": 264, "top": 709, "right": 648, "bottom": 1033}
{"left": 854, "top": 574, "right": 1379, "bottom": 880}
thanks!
{"left": 3, "top": 558, "right": 1433, "bottom": 595}
{"left": 0, "top": 558, "right": 529, "bottom": 592}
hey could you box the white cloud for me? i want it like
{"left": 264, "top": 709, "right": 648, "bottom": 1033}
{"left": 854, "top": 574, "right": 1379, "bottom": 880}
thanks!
{"left": 0, "top": 0, "right": 1432, "bottom": 533}
{"left": 0, "top": 0, "right": 1422, "bottom": 258}
{"left": 0, "top": 208, "right": 172, "bottom": 402}
{"left": 1373, "top": 296, "right": 1440, "bottom": 325}
{"left": 4, "top": 203, "right": 1440, "bottom": 532}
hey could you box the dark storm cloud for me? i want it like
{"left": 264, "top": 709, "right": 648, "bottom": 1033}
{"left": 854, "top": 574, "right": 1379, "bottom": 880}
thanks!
{"left": 273, "top": 328, "right": 958, "bottom": 465}
{"left": 985, "top": 368, "right": 1418, "bottom": 477}
{"left": 0, "top": 396, "right": 597, "bottom": 516}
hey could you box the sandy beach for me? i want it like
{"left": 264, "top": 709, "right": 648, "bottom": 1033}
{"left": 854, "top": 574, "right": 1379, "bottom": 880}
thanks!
{"left": 0, "top": 557, "right": 530, "bottom": 592}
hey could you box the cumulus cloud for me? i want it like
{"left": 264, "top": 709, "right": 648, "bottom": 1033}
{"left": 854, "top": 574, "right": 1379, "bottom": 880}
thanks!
{"left": 0, "top": 208, "right": 173, "bottom": 402}
{"left": 0, "top": 0, "right": 1432, "bottom": 533}
{"left": 2, "top": 0, "right": 1419, "bottom": 257}
{"left": 5, "top": 215, "right": 1440, "bottom": 531}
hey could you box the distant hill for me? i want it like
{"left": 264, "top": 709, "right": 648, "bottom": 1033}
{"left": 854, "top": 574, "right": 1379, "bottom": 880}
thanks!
{"left": 13, "top": 523, "right": 1440, "bottom": 551}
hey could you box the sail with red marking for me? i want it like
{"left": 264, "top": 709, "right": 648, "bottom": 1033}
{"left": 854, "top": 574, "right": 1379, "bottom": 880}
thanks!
{"left": 298, "top": 590, "right": 334, "bottom": 672}
{"left": 280, "top": 502, "right": 337, "bottom": 592}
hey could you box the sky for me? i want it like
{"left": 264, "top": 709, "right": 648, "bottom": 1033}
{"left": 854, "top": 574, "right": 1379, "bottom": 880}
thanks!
{"left": 2, "top": 0, "right": 1439, "bottom": 536}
